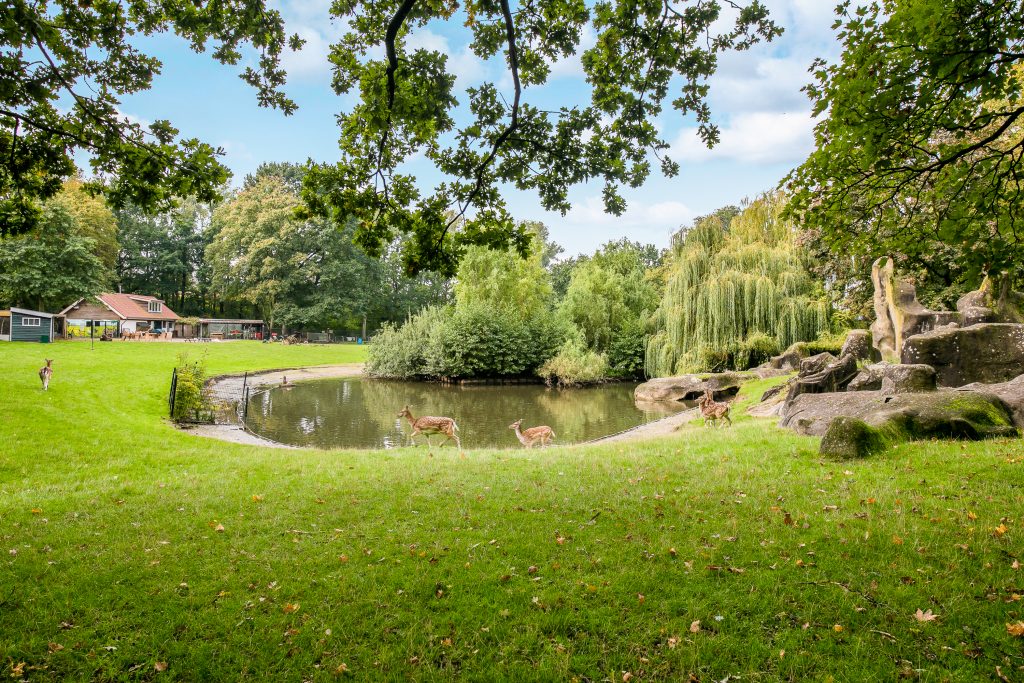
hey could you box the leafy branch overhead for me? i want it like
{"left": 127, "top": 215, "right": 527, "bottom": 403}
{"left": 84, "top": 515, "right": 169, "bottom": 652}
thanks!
{"left": 300, "top": 0, "right": 781, "bottom": 275}
{"left": 0, "top": 0, "right": 300, "bottom": 237}
{"left": 786, "top": 0, "right": 1024, "bottom": 285}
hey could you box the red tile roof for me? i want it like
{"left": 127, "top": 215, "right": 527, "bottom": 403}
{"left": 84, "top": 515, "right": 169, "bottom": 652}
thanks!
{"left": 97, "top": 293, "right": 179, "bottom": 321}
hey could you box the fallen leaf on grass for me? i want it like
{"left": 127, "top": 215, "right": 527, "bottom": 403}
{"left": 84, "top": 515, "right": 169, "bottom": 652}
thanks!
{"left": 283, "top": 603, "right": 300, "bottom": 614}
{"left": 251, "top": 495, "right": 263, "bottom": 502}
{"left": 622, "top": 672, "right": 634, "bottom": 682}
{"left": 47, "top": 642, "right": 63, "bottom": 652}
{"left": 335, "top": 663, "right": 349, "bottom": 674}
{"left": 1007, "top": 622, "right": 1024, "bottom": 637}
{"left": 892, "top": 535, "right": 904, "bottom": 545}
{"left": 30, "top": 508, "right": 42, "bottom": 514}
{"left": 833, "top": 624, "right": 844, "bottom": 632}
{"left": 667, "top": 636, "right": 679, "bottom": 649}
{"left": 994, "top": 524, "right": 1009, "bottom": 537}
{"left": 967, "top": 511, "right": 977, "bottom": 520}
{"left": 1012, "top": 559, "right": 1020, "bottom": 570}
{"left": 668, "top": 547, "right": 677, "bottom": 557}
{"left": 10, "top": 662, "right": 25, "bottom": 677}
{"left": 637, "top": 593, "right": 645, "bottom": 603}
{"left": 690, "top": 620, "right": 701, "bottom": 633}
{"left": 783, "top": 512, "right": 794, "bottom": 526}
{"left": 914, "top": 609, "right": 938, "bottom": 623}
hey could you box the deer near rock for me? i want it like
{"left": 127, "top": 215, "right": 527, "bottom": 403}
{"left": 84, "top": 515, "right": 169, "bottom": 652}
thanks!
{"left": 397, "top": 405, "right": 461, "bottom": 449}
{"left": 509, "top": 419, "right": 555, "bottom": 448}
{"left": 697, "top": 388, "right": 731, "bottom": 427}
{"left": 38, "top": 359, "right": 53, "bottom": 391}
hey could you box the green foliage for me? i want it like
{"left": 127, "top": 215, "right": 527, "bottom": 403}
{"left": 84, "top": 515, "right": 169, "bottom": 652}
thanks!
{"left": 0, "top": 202, "right": 106, "bottom": 310}
{"left": 453, "top": 230, "right": 553, "bottom": 319}
{"left": 366, "top": 306, "right": 449, "bottom": 379}
{"left": 787, "top": 1, "right": 1024, "bottom": 292}
{"left": 299, "top": 1, "right": 780, "bottom": 275}
{"left": 54, "top": 179, "right": 119, "bottom": 281}
{"left": 431, "top": 303, "right": 564, "bottom": 379}
{"left": 646, "top": 193, "right": 830, "bottom": 376}
{"left": 538, "top": 334, "right": 610, "bottom": 387}
{"left": 116, "top": 198, "right": 211, "bottom": 314}
{"left": 0, "top": 2, "right": 298, "bottom": 238}
{"left": 171, "top": 352, "right": 212, "bottom": 424}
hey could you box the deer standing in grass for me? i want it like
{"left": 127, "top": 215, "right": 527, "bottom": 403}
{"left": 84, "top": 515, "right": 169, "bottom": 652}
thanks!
{"left": 697, "top": 388, "right": 731, "bottom": 427}
{"left": 397, "top": 405, "right": 462, "bottom": 449}
{"left": 38, "top": 359, "right": 53, "bottom": 391}
{"left": 509, "top": 419, "right": 555, "bottom": 448}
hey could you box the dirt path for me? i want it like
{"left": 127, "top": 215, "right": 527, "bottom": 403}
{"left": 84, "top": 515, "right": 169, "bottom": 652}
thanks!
{"left": 583, "top": 406, "right": 701, "bottom": 444}
{"left": 186, "top": 364, "right": 364, "bottom": 449}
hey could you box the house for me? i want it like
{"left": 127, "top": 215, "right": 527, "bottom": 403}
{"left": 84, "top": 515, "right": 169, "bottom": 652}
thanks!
{"left": 59, "top": 293, "right": 179, "bottom": 337}
{"left": 0, "top": 308, "right": 58, "bottom": 342}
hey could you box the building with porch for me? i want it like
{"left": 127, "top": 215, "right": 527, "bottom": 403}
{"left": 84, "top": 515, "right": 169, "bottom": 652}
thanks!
{"left": 59, "top": 293, "right": 179, "bottom": 338}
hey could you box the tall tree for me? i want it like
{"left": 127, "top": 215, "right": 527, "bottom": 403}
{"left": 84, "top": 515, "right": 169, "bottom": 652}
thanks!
{"left": 0, "top": 0, "right": 299, "bottom": 238}
{"left": 0, "top": 203, "right": 106, "bottom": 310}
{"left": 787, "top": 0, "right": 1024, "bottom": 301}
{"left": 646, "top": 193, "right": 830, "bottom": 376}
{"left": 116, "top": 199, "right": 211, "bottom": 312}
{"left": 53, "top": 178, "right": 119, "bottom": 281}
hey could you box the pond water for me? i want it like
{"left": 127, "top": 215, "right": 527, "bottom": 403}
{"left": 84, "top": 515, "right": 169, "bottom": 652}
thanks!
{"left": 244, "top": 378, "right": 687, "bottom": 449}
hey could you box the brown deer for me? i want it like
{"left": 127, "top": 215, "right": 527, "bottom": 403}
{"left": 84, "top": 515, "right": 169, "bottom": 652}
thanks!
{"left": 38, "top": 359, "right": 53, "bottom": 391}
{"left": 697, "top": 388, "right": 731, "bottom": 428}
{"left": 397, "top": 405, "right": 461, "bottom": 449}
{"left": 509, "top": 419, "right": 555, "bottom": 448}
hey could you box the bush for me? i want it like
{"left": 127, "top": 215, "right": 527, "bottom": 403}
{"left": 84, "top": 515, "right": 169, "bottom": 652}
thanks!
{"left": 538, "top": 334, "right": 609, "bottom": 387}
{"left": 607, "top": 318, "right": 647, "bottom": 379}
{"left": 430, "top": 303, "right": 565, "bottom": 379}
{"left": 171, "top": 352, "right": 213, "bottom": 423}
{"left": 733, "top": 332, "right": 781, "bottom": 370}
{"left": 365, "top": 306, "right": 447, "bottom": 379}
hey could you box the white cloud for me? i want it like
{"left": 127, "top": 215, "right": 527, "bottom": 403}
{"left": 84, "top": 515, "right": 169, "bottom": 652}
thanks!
{"left": 672, "top": 110, "right": 815, "bottom": 165}
{"left": 547, "top": 194, "right": 693, "bottom": 253}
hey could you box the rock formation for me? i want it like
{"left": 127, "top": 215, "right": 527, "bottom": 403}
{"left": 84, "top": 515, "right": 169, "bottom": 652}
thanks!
{"left": 848, "top": 362, "right": 936, "bottom": 394}
{"left": 870, "top": 257, "right": 959, "bottom": 361}
{"left": 785, "top": 353, "right": 859, "bottom": 404}
{"left": 902, "top": 323, "right": 1024, "bottom": 386}
{"left": 634, "top": 372, "right": 748, "bottom": 403}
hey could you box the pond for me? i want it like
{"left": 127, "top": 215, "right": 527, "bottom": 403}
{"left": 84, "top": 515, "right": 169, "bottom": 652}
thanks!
{"left": 243, "top": 378, "right": 688, "bottom": 449}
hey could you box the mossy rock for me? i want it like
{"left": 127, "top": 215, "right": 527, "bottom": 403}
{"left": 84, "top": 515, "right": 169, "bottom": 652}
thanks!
{"left": 819, "top": 417, "right": 895, "bottom": 460}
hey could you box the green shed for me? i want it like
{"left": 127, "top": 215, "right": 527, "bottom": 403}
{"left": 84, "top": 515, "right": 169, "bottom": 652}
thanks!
{"left": 8, "top": 307, "right": 56, "bottom": 342}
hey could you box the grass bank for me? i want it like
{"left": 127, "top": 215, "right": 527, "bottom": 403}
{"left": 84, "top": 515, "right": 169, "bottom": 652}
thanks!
{"left": 1, "top": 342, "right": 1023, "bottom": 681}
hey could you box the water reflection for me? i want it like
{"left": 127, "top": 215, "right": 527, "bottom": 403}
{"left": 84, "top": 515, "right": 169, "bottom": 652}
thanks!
{"left": 245, "top": 378, "right": 687, "bottom": 449}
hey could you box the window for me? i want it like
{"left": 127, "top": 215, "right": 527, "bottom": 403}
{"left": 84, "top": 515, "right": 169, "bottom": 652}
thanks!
{"left": 21, "top": 317, "right": 41, "bottom": 327}
{"left": 148, "top": 300, "right": 162, "bottom": 313}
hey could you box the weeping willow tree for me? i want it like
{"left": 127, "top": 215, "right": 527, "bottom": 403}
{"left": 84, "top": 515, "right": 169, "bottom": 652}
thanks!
{"left": 646, "top": 192, "right": 829, "bottom": 376}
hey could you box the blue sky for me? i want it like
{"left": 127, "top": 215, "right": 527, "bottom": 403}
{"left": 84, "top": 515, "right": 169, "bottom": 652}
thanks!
{"left": 117, "top": 0, "right": 844, "bottom": 256}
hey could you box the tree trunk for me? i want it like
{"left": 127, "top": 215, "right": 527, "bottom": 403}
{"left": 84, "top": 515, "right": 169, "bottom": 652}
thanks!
{"left": 362, "top": 315, "right": 367, "bottom": 341}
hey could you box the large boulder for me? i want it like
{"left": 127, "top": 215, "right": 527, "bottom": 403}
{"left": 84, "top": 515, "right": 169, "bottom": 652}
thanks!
{"left": 960, "top": 374, "right": 1024, "bottom": 428}
{"left": 786, "top": 353, "right": 859, "bottom": 404}
{"left": 767, "top": 347, "right": 805, "bottom": 371}
{"left": 848, "top": 365, "right": 884, "bottom": 391}
{"left": 781, "top": 389, "right": 1017, "bottom": 441}
{"left": 880, "top": 364, "right": 937, "bottom": 394}
{"left": 901, "top": 323, "right": 1024, "bottom": 387}
{"left": 870, "top": 257, "right": 959, "bottom": 361}
{"left": 819, "top": 417, "right": 890, "bottom": 460}
{"left": 634, "top": 372, "right": 748, "bottom": 403}
{"left": 957, "top": 276, "right": 1024, "bottom": 325}
{"left": 839, "top": 329, "right": 878, "bottom": 363}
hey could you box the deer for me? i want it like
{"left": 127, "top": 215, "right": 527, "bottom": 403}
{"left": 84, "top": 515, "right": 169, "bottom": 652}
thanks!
{"left": 697, "top": 388, "right": 732, "bottom": 428}
{"left": 509, "top": 419, "right": 555, "bottom": 448}
{"left": 397, "top": 405, "right": 461, "bottom": 449}
{"left": 38, "top": 359, "right": 53, "bottom": 391}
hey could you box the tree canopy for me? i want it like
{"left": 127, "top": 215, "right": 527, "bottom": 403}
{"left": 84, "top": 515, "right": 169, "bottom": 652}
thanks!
{"left": 787, "top": 0, "right": 1024, "bottom": 290}
{"left": 0, "top": 0, "right": 298, "bottom": 238}
{"left": 300, "top": 0, "right": 780, "bottom": 274}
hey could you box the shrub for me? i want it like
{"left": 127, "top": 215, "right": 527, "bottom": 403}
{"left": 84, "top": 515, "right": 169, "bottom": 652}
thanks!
{"left": 607, "top": 318, "right": 647, "bottom": 379}
{"left": 733, "top": 332, "right": 781, "bottom": 370}
{"left": 538, "top": 334, "right": 609, "bottom": 387}
{"left": 365, "top": 306, "right": 447, "bottom": 379}
{"left": 430, "top": 303, "right": 565, "bottom": 379}
{"left": 171, "top": 352, "right": 213, "bottom": 423}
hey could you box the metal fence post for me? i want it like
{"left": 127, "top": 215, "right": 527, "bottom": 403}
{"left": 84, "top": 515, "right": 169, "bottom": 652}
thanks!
{"left": 168, "top": 368, "right": 178, "bottom": 418}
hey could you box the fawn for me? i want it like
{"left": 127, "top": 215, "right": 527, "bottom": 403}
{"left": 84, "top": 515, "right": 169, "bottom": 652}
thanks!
{"left": 697, "top": 388, "right": 732, "bottom": 428}
{"left": 397, "top": 405, "right": 461, "bottom": 449}
{"left": 509, "top": 419, "right": 555, "bottom": 448}
{"left": 39, "top": 359, "right": 53, "bottom": 391}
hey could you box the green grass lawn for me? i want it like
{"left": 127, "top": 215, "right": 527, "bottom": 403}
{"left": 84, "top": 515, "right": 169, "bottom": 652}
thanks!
{"left": 1, "top": 341, "right": 1023, "bottom": 681}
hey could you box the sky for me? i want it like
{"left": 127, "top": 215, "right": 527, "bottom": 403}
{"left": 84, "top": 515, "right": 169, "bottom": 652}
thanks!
{"left": 116, "top": 0, "right": 844, "bottom": 257}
